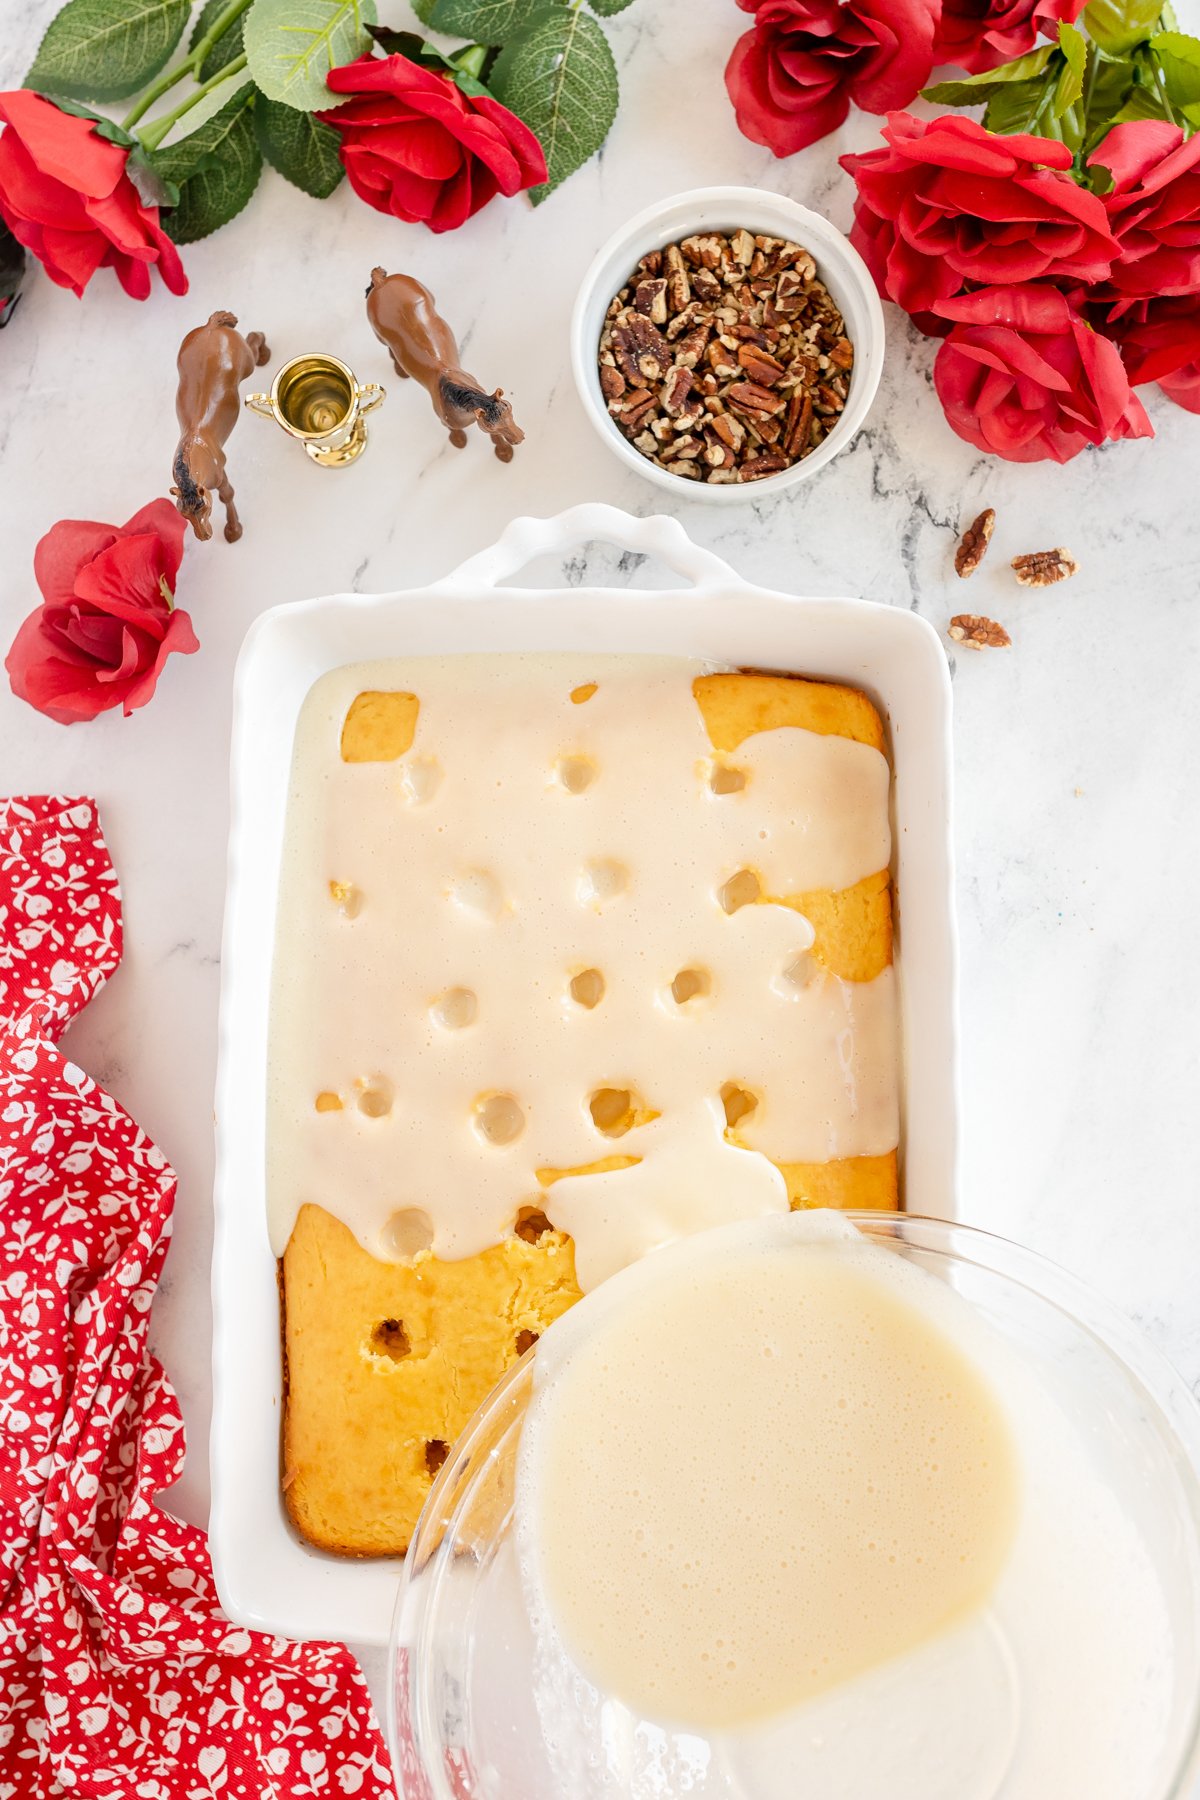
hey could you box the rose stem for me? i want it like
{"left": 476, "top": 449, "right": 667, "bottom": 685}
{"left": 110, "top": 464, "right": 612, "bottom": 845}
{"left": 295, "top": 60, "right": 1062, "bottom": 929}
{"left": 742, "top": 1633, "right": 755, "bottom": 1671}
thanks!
{"left": 121, "top": 0, "right": 254, "bottom": 132}
{"left": 137, "top": 56, "right": 250, "bottom": 151}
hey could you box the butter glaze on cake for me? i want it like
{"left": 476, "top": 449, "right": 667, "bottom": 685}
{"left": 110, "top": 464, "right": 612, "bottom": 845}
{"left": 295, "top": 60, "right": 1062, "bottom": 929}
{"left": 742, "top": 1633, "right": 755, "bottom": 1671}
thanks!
{"left": 271, "top": 656, "right": 899, "bottom": 1555}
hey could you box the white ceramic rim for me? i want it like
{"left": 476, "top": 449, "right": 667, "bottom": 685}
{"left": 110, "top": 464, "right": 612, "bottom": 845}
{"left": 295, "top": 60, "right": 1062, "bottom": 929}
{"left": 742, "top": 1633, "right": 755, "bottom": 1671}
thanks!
{"left": 569, "top": 186, "right": 886, "bottom": 504}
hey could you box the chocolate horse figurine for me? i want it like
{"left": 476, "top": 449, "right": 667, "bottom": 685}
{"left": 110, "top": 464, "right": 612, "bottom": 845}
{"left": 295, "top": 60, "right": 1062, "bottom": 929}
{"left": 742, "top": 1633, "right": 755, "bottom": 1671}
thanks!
{"left": 366, "top": 268, "right": 523, "bottom": 463}
{"left": 171, "top": 311, "right": 270, "bottom": 542}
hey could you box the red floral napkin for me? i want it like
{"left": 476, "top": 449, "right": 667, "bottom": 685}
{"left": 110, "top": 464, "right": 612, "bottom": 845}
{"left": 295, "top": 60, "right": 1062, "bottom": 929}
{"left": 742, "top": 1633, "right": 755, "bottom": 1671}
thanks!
{"left": 0, "top": 797, "right": 397, "bottom": 1800}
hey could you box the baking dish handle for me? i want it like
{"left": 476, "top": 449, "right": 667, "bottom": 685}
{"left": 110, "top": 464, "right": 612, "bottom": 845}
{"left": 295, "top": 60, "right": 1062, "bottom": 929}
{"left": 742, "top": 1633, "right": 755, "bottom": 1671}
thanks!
{"left": 439, "top": 504, "right": 740, "bottom": 594}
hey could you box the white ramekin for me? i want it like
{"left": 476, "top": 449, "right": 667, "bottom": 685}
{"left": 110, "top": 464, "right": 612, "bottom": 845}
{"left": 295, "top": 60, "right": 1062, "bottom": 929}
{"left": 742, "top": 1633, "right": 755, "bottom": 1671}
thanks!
{"left": 570, "top": 186, "right": 885, "bottom": 503}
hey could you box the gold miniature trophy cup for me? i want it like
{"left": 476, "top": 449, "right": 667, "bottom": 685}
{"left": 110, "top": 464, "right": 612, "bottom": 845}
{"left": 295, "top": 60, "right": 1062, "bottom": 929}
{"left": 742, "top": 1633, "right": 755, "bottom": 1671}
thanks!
{"left": 244, "top": 352, "right": 385, "bottom": 467}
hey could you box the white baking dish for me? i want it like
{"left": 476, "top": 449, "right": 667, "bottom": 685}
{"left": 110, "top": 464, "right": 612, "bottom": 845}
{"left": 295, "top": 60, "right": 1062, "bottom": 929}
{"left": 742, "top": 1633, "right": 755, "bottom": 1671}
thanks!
{"left": 210, "top": 503, "right": 957, "bottom": 1648}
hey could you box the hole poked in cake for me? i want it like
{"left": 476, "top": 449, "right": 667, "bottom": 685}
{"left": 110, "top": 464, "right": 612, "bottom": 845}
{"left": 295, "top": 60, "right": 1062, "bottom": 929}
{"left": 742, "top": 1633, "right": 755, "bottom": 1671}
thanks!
{"left": 708, "top": 761, "right": 748, "bottom": 796}
{"left": 556, "top": 754, "right": 597, "bottom": 794}
{"left": 425, "top": 1438, "right": 450, "bottom": 1478}
{"left": 474, "top": 1092, "right": 525, "bottom": 1147}
{"left": 356, "top": 1076, "right": 394, "bottom": 1118}
{"left": 569, "top": 968, "right": 605, "bottom": 1010}
{"left": 773, "top": 952, "right": 816, "bottom": 999}
{"left": 314, "top": 1091, "right": 343, "bottom": 1113}
{"left": 328, "top": 879, "right": 363, "bottom": 918}
{"left": 577, "top": 859, "right": 628, "bottom": 908}
{"left": 514, "top": 1205, "right": 554, "bottom": 1244}
{"left": 370, "top": 1317, "right": 411, "bottom": 1362}
{"left": 720, "top": 1082, "right": 759, "bottom": 1130}
{"left": 448, "top": 869, "right": 506, "bottom": 921}
{"left": 570, "top": 682, "right": 598, "bottom": 704}
{"left": 380, "top": 1208, "right": 435, "bottom": 1260}
{"left": 718, "top": 868, "right": 761, "bottom": 914}
{"left": 515, "top": 1328, "right": 539, "bottom": 1356}
{"left": 671, "top": 967, "right": 711, "bottom": 1006}
{"left": 431, "top": 987, "right": 477, "bottom": 1031}
{"left": 589, "top": 1087, "right": 641, "bottom": 1138}
{"left": 398, "top": 756, "right": 442, "bottom": 806}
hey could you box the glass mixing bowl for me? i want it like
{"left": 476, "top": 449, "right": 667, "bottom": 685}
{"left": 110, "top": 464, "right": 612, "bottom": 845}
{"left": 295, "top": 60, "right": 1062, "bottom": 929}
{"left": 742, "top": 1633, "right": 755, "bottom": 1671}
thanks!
{"left": 388, "top": 1215, "right": 1200, "bottom": 1800}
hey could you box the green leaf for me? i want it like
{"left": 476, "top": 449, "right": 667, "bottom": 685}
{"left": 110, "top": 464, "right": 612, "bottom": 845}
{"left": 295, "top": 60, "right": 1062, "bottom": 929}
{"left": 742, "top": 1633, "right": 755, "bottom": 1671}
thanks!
{"left": 154, "top": 69, "right": 255, "bottom": 144}
{"left": 152, "top": 84, "right": 261, "bottom": 241}
{"left": 983, "top": 74, "right": 1056, "bottom": 134}
{"left": 190, "top": 0, "right": 247, "bottom": 81}
{"left": 1053, "top": 21, "right": 1087, "bottom": 115}
{"left": 1083, "top": 0, "right": 1162, "bottom": 56}
{"left": 256, "top": 95, "right": 345, "bottom": 193}
{"left": 1081, "top": 50, "right": 1136, "bottom": 149}
{"left": 922, "top": 46, "right": 1055, "bottom": 107}
{"left": 26, "top": 0, "right": 190, "bottom": 102}
{"left": 411, "top": 0, "right": 437, "bottom": 18}
{"left": 429, "top": 0, "right": 557, "bottom": 43}
{"left": 366, "top": 24, "right": 429, "bottom": 55}
{"left": 1151, "top": 30, "right": 1200, "bottom": 121}
{"left": 244, "top": 0, "right": 378, "bottom": 112}
{"left": 586, "top": 0, "right": 635, "bottom": 13}
{"left": 1108, "top": 74, "right": 1173, "bottom": 123}
{"left": 490, "top": 5, "right": 617, "bottom": 203}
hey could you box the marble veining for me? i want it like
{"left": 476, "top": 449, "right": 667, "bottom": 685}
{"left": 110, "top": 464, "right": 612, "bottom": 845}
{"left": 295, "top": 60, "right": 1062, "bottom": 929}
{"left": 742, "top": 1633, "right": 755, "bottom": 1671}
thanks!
{"left": 3, "top": 0, "right": 1200, "bottom": 1705}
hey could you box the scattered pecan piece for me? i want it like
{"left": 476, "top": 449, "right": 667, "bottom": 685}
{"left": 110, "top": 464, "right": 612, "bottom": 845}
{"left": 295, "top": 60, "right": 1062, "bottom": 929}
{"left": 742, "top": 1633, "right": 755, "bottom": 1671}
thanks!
{"left": 782, "top": 390, "right": 814, "bottom": 458}
{"left": 954, "top": 508, "right": 995, "bottom": 579}
{"left": 673, "top": 324, "right": 711, "bottom": 369}
{"left": 600, "top": 364, "right": 626, "bottom": 404}
{"left": 663, "top": 242, "right": 691, "bottom": 313}
{"left": 948, "top": 614, "right": 1012, "bottom": 650}
{"left": 742, "top": 448, "right": 790, "bottom": 479}
{"left": 634, "top": 276, "right": 668, "bottom": 324}
{"left": 660, "top": 366, "right": 695, "bottom": 416}
{"left": 725, "top": 380, "right": 786, "bottom": 418}
{"left": 737, "top": 344, "right": 786, "bottom": 386}
{"left": 1011, "top": 547, "right": 1079, "bottom": 587}
{"left": 611, "top": 313, "right": 669, "bottom": 385}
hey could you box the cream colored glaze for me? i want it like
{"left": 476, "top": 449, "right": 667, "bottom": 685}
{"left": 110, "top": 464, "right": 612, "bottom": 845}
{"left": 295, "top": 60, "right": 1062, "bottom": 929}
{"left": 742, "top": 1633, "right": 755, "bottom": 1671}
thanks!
{"left": 517, "top": 1213, "right": 1021, "bottom": 1734}
{"left": 267, "top": 655, "right": 897, "bottom": 1279}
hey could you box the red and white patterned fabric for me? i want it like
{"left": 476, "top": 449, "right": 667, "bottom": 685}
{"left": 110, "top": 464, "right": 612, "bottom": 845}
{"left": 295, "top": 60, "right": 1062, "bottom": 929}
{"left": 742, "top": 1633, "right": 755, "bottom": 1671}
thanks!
{"left": 0, "top": 797, "right": 398, "bottom": 1800}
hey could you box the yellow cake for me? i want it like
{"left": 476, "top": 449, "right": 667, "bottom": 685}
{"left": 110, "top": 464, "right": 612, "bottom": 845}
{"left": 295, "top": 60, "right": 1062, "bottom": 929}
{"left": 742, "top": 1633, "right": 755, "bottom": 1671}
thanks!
{"left": 279, "top": 669, "right": 897, "bottom": 1557}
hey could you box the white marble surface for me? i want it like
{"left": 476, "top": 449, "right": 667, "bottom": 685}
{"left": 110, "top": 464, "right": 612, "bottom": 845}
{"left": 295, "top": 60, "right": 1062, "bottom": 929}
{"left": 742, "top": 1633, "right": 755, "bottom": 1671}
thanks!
{"left": 4, "top": 0, "right": 1200, "bottom": 1721}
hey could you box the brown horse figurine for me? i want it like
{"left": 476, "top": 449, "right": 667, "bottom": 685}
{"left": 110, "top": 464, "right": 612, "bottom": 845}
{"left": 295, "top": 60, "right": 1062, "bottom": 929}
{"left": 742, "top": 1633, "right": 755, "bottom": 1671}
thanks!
{"left": 366, "top": 268, "right": 523, "bottom": 463}
{"left": 171, "top": 311, "right": 269, "bottom": 542}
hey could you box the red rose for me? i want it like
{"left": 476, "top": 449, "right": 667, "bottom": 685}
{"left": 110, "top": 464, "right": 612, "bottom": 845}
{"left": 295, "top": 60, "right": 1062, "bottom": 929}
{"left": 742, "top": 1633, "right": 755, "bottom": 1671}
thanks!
{"left": 841, "top": 113, "right": 1120, "bottom": 329}
{"left": 1096, "top": 294, "right": 1200, "bottom": 415}
{"left": 724, "top": 0, "right": 938, "bottom": 158}
{"left": 933, "top": 284, "right": 1152, "bottom": 462}
{"left": 933, "top": 0, "right": 1085, "bottom": 75}
{"left": 7, "top": 501, "right": 198, "bottom": 725}
{"left": 1089, "top": 120, "right": 1200, "bottom": 299}
{"left": 317, "top": 55, "right": 546, "bottom": 233}
{"left": 0, "top": 91, "right": 186, "bottom": 300}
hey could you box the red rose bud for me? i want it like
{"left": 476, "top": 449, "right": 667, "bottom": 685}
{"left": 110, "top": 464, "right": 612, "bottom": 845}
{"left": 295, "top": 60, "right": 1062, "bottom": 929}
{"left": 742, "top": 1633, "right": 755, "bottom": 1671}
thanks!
{"left": 0, "top": 92, "right": 186, "bottom": 300}
{"left": 934, "top": 0, "right": 1085, "bottom": 75}
{"left": 724, "top": 0, "right": 939, "bottom": 158}
{"left": 317, "top": 54, "right": 547, "bottom": 233}
{"left": 1089, "top": 121, "right": 1200, "bottom": 302}
{"left": 841, "top": 113, "right": 1122, "bottom": 331}
{"left": 7, "top": 501, "right": 198, "bottom": 725}
{"left": 933, "top": 284, "right": 1153, "bottom": 464}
